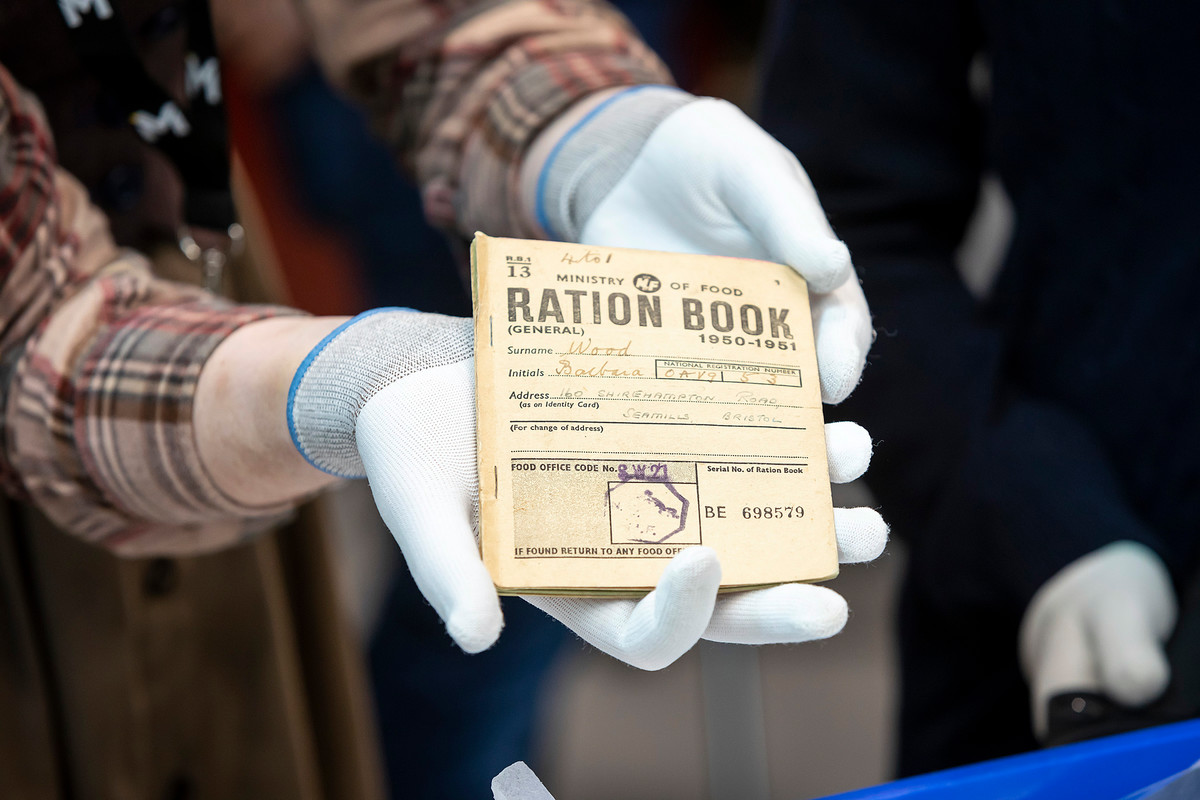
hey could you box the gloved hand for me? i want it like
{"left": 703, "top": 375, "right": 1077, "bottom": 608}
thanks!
{"left": 1019, "top": 541, "right": 1177, "bottom": 739}
{"left": 288, "top": 309, "right": 888, "bottom": 668}
{"left": 535, "top": 87, "right": 872, "bottom": 404}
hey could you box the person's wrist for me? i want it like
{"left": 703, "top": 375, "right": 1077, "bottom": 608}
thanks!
{"left": 287, "top": 308, "right": 474, "bottom": 478}
{"left": 519, "top": 85, "right": 694, "bottom": 240}
{"left": 195, "top": 315, "right": 347, "bottom": 507}
{"left": 519, "top": 88, "right": 622, "bottom": 234}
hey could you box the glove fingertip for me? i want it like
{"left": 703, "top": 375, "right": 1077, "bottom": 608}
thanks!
{"left": 446, "top": 602, "right": 505, "bottom": 654}
{"left": 804, "top": 239, "right": 853, "bottom": 294}
{"left": 772, "top": 584, "right": 849, "bottom": 641}
{"left": 817, "top": 332, "right": 868, "bottom": 405}
{"left": 834, "top": 507, "right": 889, "bottom": 564}
{"left": 819, "top": 369, "right": 864, "bottom": 406}
{"left": 811, "top": 592, "right": 850, "bottom": 640}
{"left": 647, "top": 546, "right": 722, "bottom": 645}
{"left": 825, "top": 421, "right": 873, "bottom": 483}
{"left": 630, "top": 653, "right": 678, "bottom": 672}
{"left": 664, "top": 545, "right": 722, "bottom": 585}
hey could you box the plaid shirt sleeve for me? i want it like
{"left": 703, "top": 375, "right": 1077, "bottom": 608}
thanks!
{"left": 307, "top": 0, "right": 673, "bottom": 238}
{"left": 0, "top": 66, "right": 297, "bottom": 556}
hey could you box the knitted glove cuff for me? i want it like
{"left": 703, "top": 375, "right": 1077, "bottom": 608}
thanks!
{"left": 537, "top": 85, "right": 694, "bottom": 241}
{"left": 287, "top": 308, "right": 473, "bottom": 478}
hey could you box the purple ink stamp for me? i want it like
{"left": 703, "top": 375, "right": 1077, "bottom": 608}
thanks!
{"left": 607, "top": 464, "right": 701, "bottom": 545}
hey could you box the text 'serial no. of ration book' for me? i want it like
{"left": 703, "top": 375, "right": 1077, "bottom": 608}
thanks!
{"left": 471, "top": 233, "right": 837, "bottom": 596}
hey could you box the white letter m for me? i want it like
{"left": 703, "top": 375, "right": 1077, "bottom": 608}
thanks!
{"left": 185, "top": 54, "right": 222, "bottom": 105}
{"left": 130, "top": 101, "right": 191, "bottom": 143}
{"left": 58, "top": 0, "right": 114, "bottom": 29}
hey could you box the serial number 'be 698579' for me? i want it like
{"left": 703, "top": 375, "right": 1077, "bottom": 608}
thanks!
{"left": 742, "top": 505, "right": 806, "bottom": 520}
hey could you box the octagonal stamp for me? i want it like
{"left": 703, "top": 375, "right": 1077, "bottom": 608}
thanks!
{"left": 607, "top": 479, "right": 701, "bottom": 545}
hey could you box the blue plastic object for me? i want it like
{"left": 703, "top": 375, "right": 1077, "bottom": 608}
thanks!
{"left": 817, "top": 719, "right": 1200, "bottom": 800}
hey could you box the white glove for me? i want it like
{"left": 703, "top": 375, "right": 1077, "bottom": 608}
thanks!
{"left": 1019, "top": 541, "right": 1177, "bottom": 740}
{"left": 289, "top": 310, "right": 888, "bottom": 669}
{"left": 538, "top": 88, "right": 873, "bottom": 405}
{"left": 492, "top": 762, "right": 556, "bottom": 800}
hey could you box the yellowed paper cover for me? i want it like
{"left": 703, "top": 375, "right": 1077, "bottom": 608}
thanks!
{"left": 472, "top": 233, "right": 836, "bottom": 596}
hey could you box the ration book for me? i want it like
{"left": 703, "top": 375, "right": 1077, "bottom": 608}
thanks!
{"left": 471, "top": 233, "right": 837, "bottom": 596}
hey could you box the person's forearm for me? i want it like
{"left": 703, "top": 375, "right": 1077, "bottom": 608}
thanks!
{"left": 302, "top": 0, "right": 671, "bottom": 239}
{"left": 195, "top": 315, "right": 349, "bottom": 506}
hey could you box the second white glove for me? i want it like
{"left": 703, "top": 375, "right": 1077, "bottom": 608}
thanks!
{"left": 1019, "top": 541, "right": 1177, "bottom": 739}
{"left": 536, "top": 88, "right": 873, "bottom": 406}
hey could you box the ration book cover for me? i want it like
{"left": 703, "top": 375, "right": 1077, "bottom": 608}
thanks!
{"left": 471, "top": 233, "right": 837, "bottom": 596}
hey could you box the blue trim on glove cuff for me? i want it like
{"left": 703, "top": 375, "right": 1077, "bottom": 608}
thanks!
{"left": 535, "top": 84, "right": 681, "bottom": 239}
{"left": 286, "top": 306, "right": 409, "bottom": 473}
